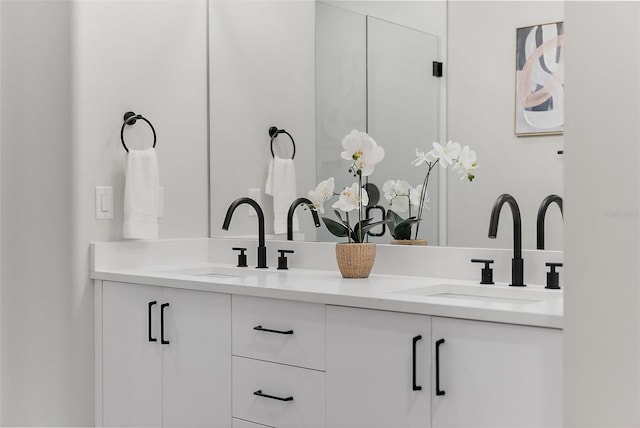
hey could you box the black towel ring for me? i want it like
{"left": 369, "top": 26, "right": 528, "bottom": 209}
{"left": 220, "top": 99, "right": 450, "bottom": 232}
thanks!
{"left": 121, "top": 111, "right": 157, "bottom": 153}
{"left": 269, "top": 126, "right": 296, "bottom": 160}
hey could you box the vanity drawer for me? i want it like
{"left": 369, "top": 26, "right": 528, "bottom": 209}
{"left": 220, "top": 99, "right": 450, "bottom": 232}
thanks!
{"left": 233, "top": 356, "right": 325, "bottom": 428}
{"left": 232, "top": 295, "right": 325, "bottom": 370}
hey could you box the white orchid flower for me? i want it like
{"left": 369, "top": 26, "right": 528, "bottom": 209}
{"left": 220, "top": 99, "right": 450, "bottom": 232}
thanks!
{"left": 412, "top": 148, "right": 436, "bottom": 166}
{"left": 410, "top": 185, "right": 423, "bottom": 207}
{"left": 383, "top": 179, "right": 417, "bottom": 213}
{"left": 452, "top": 145, "right": 478, "bottom": 181}
{"left": 340, "top": 130, "right": 385, "bottom": 177}
{"left": 307, "top": 177, "right": 335, "bottom": 213}
{"left": 382, "top": 179, "right": 410, "bottom": 201}
{"left": 428, "top": 140, "right": 462, "bottom": 168}
{"left": 332, "top": 182, "right": 369, "bottom": 212}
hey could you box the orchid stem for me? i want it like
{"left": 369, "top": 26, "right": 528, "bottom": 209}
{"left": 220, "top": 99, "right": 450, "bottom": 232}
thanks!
{"left": 414, "top": 159, "right": 438, "bottom": 239}
{"left": 358, "top": 175, "right": 363, "bottom": 243}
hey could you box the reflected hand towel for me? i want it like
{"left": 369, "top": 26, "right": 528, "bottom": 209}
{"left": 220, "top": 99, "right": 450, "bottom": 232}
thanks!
{"left": 265, "top": 156, "right": 298, "bottom": 235}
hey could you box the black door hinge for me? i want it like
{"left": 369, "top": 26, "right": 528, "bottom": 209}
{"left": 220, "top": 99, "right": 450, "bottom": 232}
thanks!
{"left": 432, "top": 61, "right": 443, "bottom": 78}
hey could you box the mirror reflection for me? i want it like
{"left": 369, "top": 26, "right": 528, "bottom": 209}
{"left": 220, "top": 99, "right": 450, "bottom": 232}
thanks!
{"left": 209, "top": 0, "right": 564, "bottom": 251}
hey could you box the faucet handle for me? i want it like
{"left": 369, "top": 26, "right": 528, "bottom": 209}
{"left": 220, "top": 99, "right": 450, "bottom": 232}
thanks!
{"left": 471, "top": 259, "right": 495, "bottom": 284}
{"left": 232, "top": 247, "right": 248, "bottom": 268}
{"left": 545, "top": 262, "right": 563, "bottom": 289}
{"left": 277, "top": 249, "right": 294, "bottom": 270}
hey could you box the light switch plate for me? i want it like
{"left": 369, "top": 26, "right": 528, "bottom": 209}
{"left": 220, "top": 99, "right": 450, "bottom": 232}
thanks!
{"left": 95, "top": 186, "right": 113, "bottom": 220}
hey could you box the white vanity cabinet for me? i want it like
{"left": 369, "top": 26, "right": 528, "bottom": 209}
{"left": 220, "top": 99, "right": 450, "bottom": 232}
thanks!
{"left": 326, "top": 305, "right": 432, "bottom": 428}
{"left": 94, "top": 274, "right": 562, "bottom": 428}
{"left": 98, "top": 281, "right": 231, "bottom": 428}
{"left": 431, "top": 317, "right": 562, "bottom": 428}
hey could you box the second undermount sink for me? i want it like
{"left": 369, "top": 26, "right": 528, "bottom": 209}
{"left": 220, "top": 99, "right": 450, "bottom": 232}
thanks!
{"left": 393, "top": 283, "right": 562, "bottom": 304}
{"left": 163, "top": 266, "right": 256, "bottom": 279}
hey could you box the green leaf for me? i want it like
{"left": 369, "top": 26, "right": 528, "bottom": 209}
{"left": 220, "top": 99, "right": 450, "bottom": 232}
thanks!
{"left": 361, "top": 219, "right": 390, "bottom": 235}
{"left": 321, "top": 217, "right": 350, "bottom": 238}
{"left": 347, "top": 218, "right": 391, "bottom": 243}
{"left": 352, "top": 218, "right": 375, "bottom": 243}
{"left": 393, "top": 222, "right": 414, "bottom": 240}
{"left": 386, "top": 210, "right": 403, "bottom": 236}
{"left": 333, "top": 210, "right": 351, "bottom": 229}
{"left": 386, "top": 210, "right": 420, "bottom": 240}
{"left": 386, "top": 209, "right": 404, "bottom": 223}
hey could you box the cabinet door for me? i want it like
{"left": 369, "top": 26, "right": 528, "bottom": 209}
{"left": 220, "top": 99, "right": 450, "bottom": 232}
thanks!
{"left": 326, "top": 306, "right": 431, "bottom": 428}
{"left": 431, "top": 317, "right": 562, "bottom": 428}
{"left": 162, "top": 288, "right": 231, "bottom": 428}
{"left": 102, "top": 281, "right": 163, "bottom": 427}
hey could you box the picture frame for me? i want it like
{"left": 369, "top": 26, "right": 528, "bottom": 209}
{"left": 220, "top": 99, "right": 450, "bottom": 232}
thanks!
{"left": 515, "top": 21, "right": 564, "bottom": 136}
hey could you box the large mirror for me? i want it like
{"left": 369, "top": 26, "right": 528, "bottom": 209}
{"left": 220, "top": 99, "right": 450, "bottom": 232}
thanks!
{"left": 209, "top": 0, "right": 564, "bottom": 251}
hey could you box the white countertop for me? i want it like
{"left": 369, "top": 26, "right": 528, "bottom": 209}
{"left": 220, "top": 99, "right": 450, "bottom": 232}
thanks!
{"left": 91, "top": 261, "right": 563, "bottom": 329}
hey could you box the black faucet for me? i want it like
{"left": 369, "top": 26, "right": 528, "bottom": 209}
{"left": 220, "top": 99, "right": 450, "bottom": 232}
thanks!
{"left": 222, "top": 197, "right": 268, "bottom": 268}
{"left": 536, "top": 195, "right": 563, "bottom": 250}
{"left": 287, "top": 197, "right": 321, "bottom": 241}
{"left": 488, "top": 194, "right": 525, "bottom": 286}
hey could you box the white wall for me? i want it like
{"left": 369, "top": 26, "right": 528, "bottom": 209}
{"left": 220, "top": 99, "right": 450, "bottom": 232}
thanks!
{"left": 564, "top": 2, "right": 640, "bottom": 425}
{"left": 209, "top": 0, "right": 317, "bottom": 240}
{"left": 447, "top": 1, "right": 564, "bottom": 251}
{"left": 0, "top": 2, "right": 77, "bottom": 423}
{"left": 0, "top": 1, "right": 208, "bottom": 424}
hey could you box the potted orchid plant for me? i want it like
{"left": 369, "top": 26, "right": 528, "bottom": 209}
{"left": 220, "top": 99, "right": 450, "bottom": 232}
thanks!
{"left": 308, "top": 130, "right": 387, "bottom": 277}
{"left": 384, "top": 140, "right": 478, "bottom": 243}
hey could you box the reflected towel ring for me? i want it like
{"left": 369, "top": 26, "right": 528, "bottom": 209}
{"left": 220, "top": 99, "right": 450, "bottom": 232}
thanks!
{"left": 121, "top": 111, "right": 157, "bottom": 153}
{"left": 269, "top": 126, "right": 296, "bottom": 160}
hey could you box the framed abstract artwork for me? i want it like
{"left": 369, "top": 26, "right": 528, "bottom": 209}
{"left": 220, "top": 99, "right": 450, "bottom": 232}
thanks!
{"left": 515, "top": 22, "right": 564, "bottom": 136}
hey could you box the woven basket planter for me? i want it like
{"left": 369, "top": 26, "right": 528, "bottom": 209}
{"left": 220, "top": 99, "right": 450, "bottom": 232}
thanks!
{"left": 335, "top": 242, "right": 376, "bottom": 278}
{"left": 390, "top": 239, "right": 428, "bottom": 246}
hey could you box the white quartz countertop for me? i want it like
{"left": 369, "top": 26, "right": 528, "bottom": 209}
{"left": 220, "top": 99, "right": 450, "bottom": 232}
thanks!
{"left": 91, "top": 262, "right": 563, "bottom": 329}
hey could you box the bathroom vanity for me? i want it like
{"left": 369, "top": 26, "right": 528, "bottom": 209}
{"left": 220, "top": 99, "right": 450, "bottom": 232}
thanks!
{"left": 92, "top": 239, "right": 563, "bottom": 428}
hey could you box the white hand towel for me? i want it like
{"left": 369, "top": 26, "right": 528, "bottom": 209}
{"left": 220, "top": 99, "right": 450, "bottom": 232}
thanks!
{"left": 265, "top": 156, "right": 298, "bottom": 235}
{"left": 123, "top": 148, "right": 160, "bottom": 239}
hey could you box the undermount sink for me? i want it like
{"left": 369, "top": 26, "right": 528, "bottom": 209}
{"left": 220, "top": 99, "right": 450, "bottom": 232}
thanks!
{"left": 163, "top": 266, "right": 255, "bottom": 279}
{"left": 393, "top": 283, "right": 562, "bottom": 304}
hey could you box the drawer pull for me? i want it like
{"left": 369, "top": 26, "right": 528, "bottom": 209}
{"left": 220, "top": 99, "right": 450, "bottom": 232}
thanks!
{"left": 253, "top": 389, "right": 294, "bottom": 402}
{"left": 412, "top": 335, "right": 422, "bottom": 391}
{"left": 253, "top": 325, "right": 294, "bottom": 335}
{"left": 161, "top": 303, "right": 170, "bottom": 345}
{"left": 148, "top": 301, "right": 157, "bottom": 342}
{"left": 435, "top": 338, "right": 445, "bottom": 396}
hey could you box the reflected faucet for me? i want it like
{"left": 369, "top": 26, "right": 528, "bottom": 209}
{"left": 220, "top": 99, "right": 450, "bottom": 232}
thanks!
{"left": 488, "top": 194, "right": 525, "bottom": 287}
{"left": 536, "top": 195, "right": 563, "bottom": 250}
{"left": 222, "top": 197, "right": 267, "bottom": 268}
{"left": 287, "top": 197, "right": 321, "bottom": 241}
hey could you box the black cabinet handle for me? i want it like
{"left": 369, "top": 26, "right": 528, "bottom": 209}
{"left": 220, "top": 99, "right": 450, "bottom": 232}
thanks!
{"left": 253, "top": 389, "right": 294, "bottom": 402}
{"left": 148, "top": 301, "right": 157, "bottom": 342}
{"left": 253, "top": 325, "right": 294, "bottom": 335}
{"left": 160, "top": 303, "right": 170, "bottom": 345}
{"left": 412, "top": 335, "right": 422, "bottom": 391}
{"left": 435, "top": 338, "right": 445, "bottom": 396}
